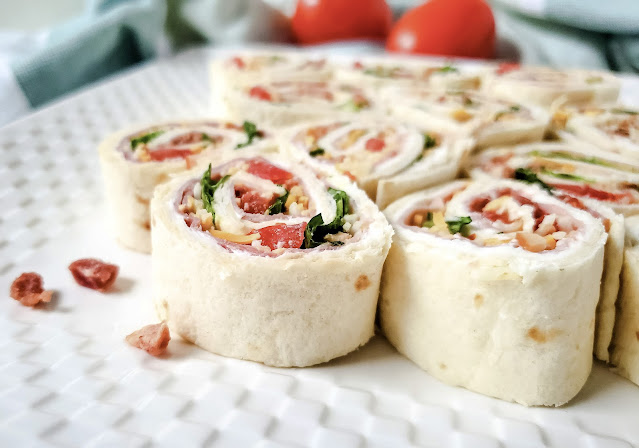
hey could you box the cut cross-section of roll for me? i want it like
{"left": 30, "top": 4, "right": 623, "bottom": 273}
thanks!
{"left": 468, "top": 142, "right": 639, "bottom": 216}
{"left": 486, "top": 65, "right": 621, "bottom": 108}
{"left": 552, "top": 105, "right": 639, "bottom": 162}
{"left": 282, "top": 119, "right": 474, "bottom": 209}
{"left": 224, "top": 81, "right": 380, "bottom": 128}
{"left": 335, "top": 58, "right": 481, "bottom": 91}
{"left": 469, "top": 142, "right": 628, "bottom": 361}
{"left": 380, "top": 179, "right": 606, "bottom": 406}
{"left": 611, "top": 215, "right": 639, "bottom": 386}
{"left": 384, "top": 88, "right": 548, "bottom": 149}
{"left": 99, "top": 120, "right": 273, "bottom": 253}
{"left": 150, "top": 155, "right": 393, "bottom": 367}
{"left": 210, "top": 52, "right": 332, "bottom": 110}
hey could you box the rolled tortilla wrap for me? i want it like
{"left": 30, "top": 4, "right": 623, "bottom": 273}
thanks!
{"left": 610, "top": 216, "right": 639, "bottom": 386}
{"left": 224, "top": 80, "right": 381, "bottom": 128}
{"left": 485, "top": 65, "right": 620, "bottom": 108}
{"left": 151, "top": 155, "right": 393, "bottom": 367}
{"left": 468, "top": 142, "right": 639, "bottom": 216}
{"left": 380, "top": 179, "right": 606, "bottom": 406}
{"left": 469, "top": 143, "right": 629, "bottom": 361}
{"left": 281, "top": 118, "right": 474, "bottom": 209}
{"left": 384, "top": 88, "right": 548, "bottom": 149}
{"left": 552, "top": 105, "right": 639, "bottom": 163}
{"left": 335, "top": 58, "right": 481, "bottom": 91}
{"left": 210, "top": 52, "right": 332, "bottom": 112}
{"left": 98, "top": 120, "right": 274, "bottom": 253}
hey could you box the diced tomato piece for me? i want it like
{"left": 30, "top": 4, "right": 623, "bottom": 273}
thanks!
{"left": 496, "top": 62, "right": 520, "bottom": 75}
{"left": 231, "top": 56, "right": 245, "bottom": 69}
{"left": 247, "top": 160, "right": 294, "bottom": 184}
{"left": 238, "top": 188, "right": 276, "bottom": 214}
{"left": 365, "top": 138, "right": 385, "bottom": 152}
{"left": 553, "top": 183, "right": 634, "bottom": 203}
{"left": 249, "top": 86, "right": 272, "bottom": 101}
{"left": 353, "top": 61, "right": 364, "bottom": 69}
{"left": 148, "top": 149, "right": 193, "bottom": 161}
{"left": 255, "top": 223, "right": 307, "bottom": 250}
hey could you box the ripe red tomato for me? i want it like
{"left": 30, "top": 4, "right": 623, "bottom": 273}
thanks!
{"left": 386, "top": 0, "right": 495, "bottom": 59}
{"left": 292, "top": 0, "right": 393, "bottom": 45}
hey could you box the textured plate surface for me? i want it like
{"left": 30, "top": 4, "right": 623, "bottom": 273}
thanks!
{"left": 1, "top": 47, "right": 639, "bottom": 448}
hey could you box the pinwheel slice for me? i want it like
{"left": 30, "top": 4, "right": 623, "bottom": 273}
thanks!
{"left": 210, "top": 52, "right": 332, "bottom": 109}
{"left": 380, "top": 179, "right": 606, "bottom": 406}
{"left": 468, "top": 142, "right": 639, "bottom": 215}
{"left": 553, "top": 105, "right": 639, "bottom": 162}
{"left": 469, "top": 142, "right": 630, "bottom": 361}
{"left": 384, "top": 88, "right": 548, "bottom": 149}
{"left": 224, "top": 80, "right": 380, "bottom": 128}
{"left": 486, "top": 65, "right": 620, "bottom": 108}
{"left": 99, "top": 120, "right": 274, "bottom": 253}
{"left": 336, "top": 58, "right": 482, "bottom": 91}
{"left": 611, "top": 216, "right": 639, "bottom": 386}
{"left": 282, "top": 119, "right": 474, "bottom": 209}
{"left": 150, "top": 155, "right": 393, "bottom": 367}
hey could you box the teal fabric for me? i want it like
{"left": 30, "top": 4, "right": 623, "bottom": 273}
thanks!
{"left": 11, "top": 0, "right": 166, "bottom": 108}
{"left": 492, "top": 0, "right": 639, "bottom": 72}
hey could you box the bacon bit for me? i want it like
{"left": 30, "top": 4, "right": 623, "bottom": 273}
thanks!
{"left": 10, "top": 272, "right": 53, "bottom": 307}
{"left": 68, "top": 259, "right": 119, "bottom": 292}
{"left": 125, "top": 322, "right": 170, "bottom": 356}
{"left": 254, "top": 223, "right": 307, "bottom": 250}
{"left": 516, "top": 232, "right": 547, "bottom": 252}
{"left": 496, "top": 62, "right": 520, "bottom": 75}
{"left": 468, "top": 233, "right": 477, "bottom": 240}
{"left": 544, "top": 235, "right": 557, "bottom": 250}
{"left": 210, "top": 229, "right": 260, "bottom": 244}
{"left": 231, "top": 56, "right": 245, "bottom": 69}
{"left": 451, "top": 109, "right": 474, "bottom": 122}
{"left": 249, "top": 86, "right": 272, "bottom": 101}
{"left": 365, "top": 138, "right": 385, "bottom": 152}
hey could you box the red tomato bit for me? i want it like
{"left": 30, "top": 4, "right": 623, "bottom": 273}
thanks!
{"left": 249, "top": 86, "right": 272, "bottom": 101}
{"left": 365, "top": 138, "right": 385, "bottom": 152}
{"left": 247, "top": 159, "right": 294, "bottom": 184}
{"left": 255, "top": 223, "right": 307, "bottom": 250}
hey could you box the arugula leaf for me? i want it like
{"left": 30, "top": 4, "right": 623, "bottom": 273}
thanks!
{"left": 236, "top": 121, "right": 261, "bottom": 149}
{"left": 309, "top": 148, "right": 325, "bottom": 157}
{"left": 423, "top": 133, "right": 437, "bottom": 149}
{"left": 611, "top": 108, "right": 639, "bottom": 116}
{"left": 422, "top": 212, "right": 434, "bottom": 228}
{"left": 514, "top": 167, "right": 554, "bottom": 194}
{"left": 302, "top": 188, "right": 350, "bottom": 249}
{"left": 131, "top": 130, "right": 163, "bottom": 150}
{"left": 202, "top": 133, "right": 212, "bottom": 142}
{"left": 200, "top": 164, "right": 229, "bottom": 220}
{"left": 438, "top": 65, "right": 459, "bottom": 73}
{"left": 446, "top": 216, "right": 472, "bottom": 236}
{"left": 540, "top": 168, "right": 596, "bottom": 184}
{"left": 266, "top": 189, "right": 288, "bottom": 215}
